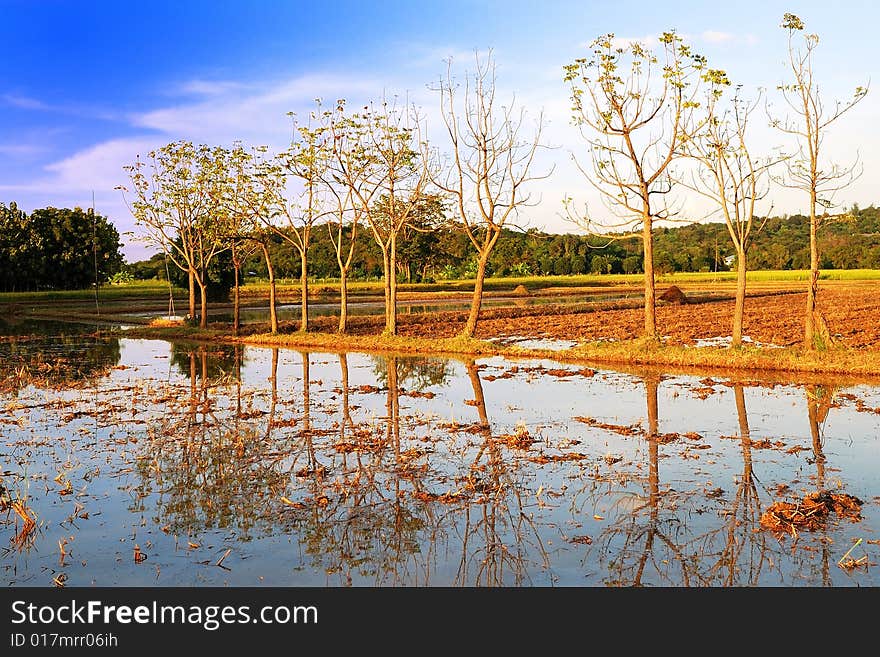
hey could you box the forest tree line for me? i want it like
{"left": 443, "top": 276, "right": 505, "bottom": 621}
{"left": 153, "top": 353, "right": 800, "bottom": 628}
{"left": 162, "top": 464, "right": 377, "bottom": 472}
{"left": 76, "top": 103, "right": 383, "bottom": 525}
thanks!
{"left": 125, "top": 204, "right": 880, "bottom": 284}
{"left": 0, "top": 202, "right": 124, "bottom": 292}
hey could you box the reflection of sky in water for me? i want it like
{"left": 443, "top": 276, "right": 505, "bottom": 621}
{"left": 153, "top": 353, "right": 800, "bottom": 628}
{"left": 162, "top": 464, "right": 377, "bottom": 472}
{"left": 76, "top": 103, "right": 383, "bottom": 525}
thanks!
{"left": 1, "top": 333, "right": 878, "bottom": 587}
{"left": 123, "top": 292, "right": 646, "bottom": 324}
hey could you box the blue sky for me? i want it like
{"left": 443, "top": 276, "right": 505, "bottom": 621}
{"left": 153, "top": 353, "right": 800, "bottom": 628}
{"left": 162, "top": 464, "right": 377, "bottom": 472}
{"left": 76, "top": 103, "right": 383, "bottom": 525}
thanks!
{"left": 1, "top": 0, "right": 877, "bottom": 261}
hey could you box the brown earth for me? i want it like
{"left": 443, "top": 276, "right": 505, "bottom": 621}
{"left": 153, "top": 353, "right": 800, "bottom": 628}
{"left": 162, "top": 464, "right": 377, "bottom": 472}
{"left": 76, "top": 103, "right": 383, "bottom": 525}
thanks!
{"left": 295, "top": 283, "right": 880, "bottom": 350}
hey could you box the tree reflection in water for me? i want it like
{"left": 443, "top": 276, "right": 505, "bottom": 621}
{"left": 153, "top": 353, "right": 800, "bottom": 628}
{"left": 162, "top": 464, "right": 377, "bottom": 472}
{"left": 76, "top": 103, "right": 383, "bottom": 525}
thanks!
{"left": 116, "top": 346, "right": 865, "bottom": 587}
{"left": 0, "top": 329, "right": 121, "bottom": 394}
{"left": 587, "top": 377, "right": 788, "bottom": 586}
{"left": 456, "top": 360, "right": 549, "bottom": 586}
{"left": 702, "top": 383, "right": 775, "bottom": 586}
{"left": 133, "top": 344, "right": 291, "bottom": 540}
{"left": 287, "top": 354, "right": 436, "bottom": 585}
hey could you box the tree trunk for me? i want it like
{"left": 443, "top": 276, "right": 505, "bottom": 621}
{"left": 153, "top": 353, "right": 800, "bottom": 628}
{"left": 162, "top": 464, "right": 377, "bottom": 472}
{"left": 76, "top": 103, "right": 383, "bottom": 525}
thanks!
{"left": 465, "top": 360, "right": 490, "bottom": 430}
{"left": 382, "top": 247, "right": 392, "bottom": 332}
{"left": 461, "top": 252, "right": 489, "bottom": 339}
{"left": 807, "top": 385, "right": 826, "bottom": 490}
{"left": 261, "top": 242, "right": 278, "bottom": 334}
{"left": 299, "top": 248, "right": 309, "bottom": 333}
{"left": 188, "top": 269, "right": 196, "bottom": 320}
{"left": 388, "top": 235, "right": 398, "bottom": 335}
{"left": 197, "top": 279, "right": 208, "bottom": 329}
{"left": 338, "top": 268, "right": 349, "bottom": 333}
{"left": 732, "top": 249, "right": 747, "bottom": 348}
{"left": 805, "top": 188, "right": 819, "bottom": 349}
{"left": 642, "top": 215, "right": 657, "bottom": 341}
{"left": 232, "top": 257, "right": 240, "bottom": 337}
{"left": 645, "top": 377, "right": 659, "bottom": 438}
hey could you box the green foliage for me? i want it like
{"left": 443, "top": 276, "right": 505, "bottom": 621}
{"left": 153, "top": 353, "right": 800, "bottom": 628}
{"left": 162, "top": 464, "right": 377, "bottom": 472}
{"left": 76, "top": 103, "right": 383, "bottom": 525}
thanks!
{"left": 127, "top": 205, "right": 880, "bottom": 284}
{"left": 0, "top": 203, "right": 124, "bottom": 291}
{"left": 108, "top": 270, "right": 135, "bottom": 285}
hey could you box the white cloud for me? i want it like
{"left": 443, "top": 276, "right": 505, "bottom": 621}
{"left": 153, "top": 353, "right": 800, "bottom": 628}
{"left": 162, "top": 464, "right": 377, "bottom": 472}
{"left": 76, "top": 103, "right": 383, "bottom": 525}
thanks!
{"left": 701, "top": 30, "right": 735, "bottom": 44}
{"left": 44, "top": 137, "right": 163, "bottom": 193}
{"left": 2, "top": 93, "right": 49, "bottom": 110}
{"left": 176, "top": 79, "right": 249, "bottom": 96}
{"left": 609, "top": 35, "right": 659, "bottom": 51}
{"left": 131, "top": 73, "right": 388, "bottom": 146}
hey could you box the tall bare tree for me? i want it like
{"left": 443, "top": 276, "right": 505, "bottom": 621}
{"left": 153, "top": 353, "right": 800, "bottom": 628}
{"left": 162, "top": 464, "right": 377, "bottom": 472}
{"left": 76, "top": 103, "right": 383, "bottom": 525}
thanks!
{"left": 216, "top": 142, "right": 266, "bottom": 336}
{"left": 431, "top": 51, "right": 549, "bottom": 339}
{"left": 771, "top": 13, "right": 868, "bottom": 350}
{"left": 351, "top": 99, "right": 431, "bottom": 336}
{"left": 251, "top": 104, "right": 334, "bottom": 334}
{"left": 121, "top": 140, "right": 227, "bottom": 328}
{"left": 682, "top": 82, "right": 783, "bottom": 347}
{"left": 563, "top": 32, "right": 708, "bottom": 341}
{"left": 326, "top": 101, "right": 377, "bottom": 333}
{"left": 233, "top": 146, "right": 283, "bottom": 335}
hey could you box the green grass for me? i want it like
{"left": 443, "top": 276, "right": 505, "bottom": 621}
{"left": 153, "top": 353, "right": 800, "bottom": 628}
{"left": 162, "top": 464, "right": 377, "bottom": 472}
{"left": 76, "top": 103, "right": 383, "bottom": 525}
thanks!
{"left": 242, "top": 269, "right": 880, "bottom": 296}
{"left": 0, "top": 280, "right": 186, "bottom": 304}
{"left": 3, "top": 268, "right": 877, "bottom": 307}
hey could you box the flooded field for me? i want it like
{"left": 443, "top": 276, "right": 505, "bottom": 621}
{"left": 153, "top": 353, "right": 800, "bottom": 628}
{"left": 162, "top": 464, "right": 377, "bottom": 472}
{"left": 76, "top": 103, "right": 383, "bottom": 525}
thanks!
{"left": 1, "top": 320, "right": 878, "bottom": 586}
{"left": 123, "top": 290, "right": 649, "bottom": 326}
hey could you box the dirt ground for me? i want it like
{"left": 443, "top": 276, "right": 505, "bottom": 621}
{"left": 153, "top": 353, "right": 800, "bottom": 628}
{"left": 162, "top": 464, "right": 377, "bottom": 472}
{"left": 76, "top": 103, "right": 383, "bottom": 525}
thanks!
{"left": 305, "top": 283, "right": 880, "bottom": 350}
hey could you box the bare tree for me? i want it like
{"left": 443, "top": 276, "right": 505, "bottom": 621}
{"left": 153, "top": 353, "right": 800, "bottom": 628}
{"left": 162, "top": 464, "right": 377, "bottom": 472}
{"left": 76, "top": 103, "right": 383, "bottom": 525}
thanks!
{"left": 121, "top": 140, "right": 227, "bottom": 328}
{"left": 682, "top": 82, "right": 783, "bottom": 347}
{"left": 216, "top": 142, "right": 266, "bottom": 336}
{"left": 351, "top": 99, "right": 431, "bottom": 336}
{"left": 253, "top": 104, "right": 335, "bottom": 333}
{"left": 431, "top": 51, "right": 549, "bottom": 339}
{"left": 771, "top": 13, "right": 868, "bottom": 350}
{"left": 254, "top": 229, "right": 280, "bottom": 334}
{"left": 563, "top": 32, "right": 708, "bottom": 341}
{"left": 326, "top": 101, "right": 377, "bottom": 333}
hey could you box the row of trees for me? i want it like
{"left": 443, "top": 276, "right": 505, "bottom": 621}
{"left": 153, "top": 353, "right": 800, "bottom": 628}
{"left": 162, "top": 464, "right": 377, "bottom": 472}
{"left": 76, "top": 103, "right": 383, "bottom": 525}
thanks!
{"left": 0, "top": 202, "right": 124, "bottom": 292}
{"left": 119, "top": 13, "right": 865, "bottom": 349}
{"left": 120, "top": 54, "right": 545, "bottom": 338}
{"left": 562, "top": 13, "right": 866, "bottom": 349}
{"left": 128, "top": 204, "right": 880, "bottom": 285}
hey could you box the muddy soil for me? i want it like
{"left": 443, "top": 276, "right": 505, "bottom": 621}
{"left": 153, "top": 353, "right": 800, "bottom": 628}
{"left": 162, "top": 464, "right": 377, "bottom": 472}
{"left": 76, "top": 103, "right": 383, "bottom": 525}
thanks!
{"left": 290, "top": 284, "right": 880, "bottom": 349}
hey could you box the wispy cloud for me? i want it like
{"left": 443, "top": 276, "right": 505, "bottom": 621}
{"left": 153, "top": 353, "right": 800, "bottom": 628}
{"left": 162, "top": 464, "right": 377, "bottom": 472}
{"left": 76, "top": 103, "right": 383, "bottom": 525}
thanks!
{"left": 701, "top": 30, "right": 735, "bottom": 44}
{"left": 43, "top": 137, "right": 162, "bottom": 191}
{"left": 131, "top": 73, "right": 387, "bottom": 145}
{"left": 2, "top": 93, "right": 50, "bottom": 110}
{"left": 176, "top": 79, "right": 250, "bottom": 96}
{"left": 609, "top": 35, "right": 659, "bottom": 51}
{"left": 2, "top": 91, "right": 122, "bottom": 122}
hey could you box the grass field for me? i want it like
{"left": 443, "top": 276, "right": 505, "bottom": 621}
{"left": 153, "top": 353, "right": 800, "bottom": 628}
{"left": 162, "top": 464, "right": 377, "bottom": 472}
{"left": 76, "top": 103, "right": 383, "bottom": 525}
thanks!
{"left": 3, "top": 269, "right": 878, "bottom": 308}
{"left": 237, "top": 268, "right": 880, "bottom": 298}
{"left": 0, "top": 280, "right": 186, "bottom": 304}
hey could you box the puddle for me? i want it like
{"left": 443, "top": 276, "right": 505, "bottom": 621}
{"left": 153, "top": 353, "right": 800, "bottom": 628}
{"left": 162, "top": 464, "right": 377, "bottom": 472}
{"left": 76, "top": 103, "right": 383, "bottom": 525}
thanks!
{"left": 488, "top": 335, "right": 579, "bottom": 351}
{"left": 691, "top": 335, "right": 784, "bottom": 349}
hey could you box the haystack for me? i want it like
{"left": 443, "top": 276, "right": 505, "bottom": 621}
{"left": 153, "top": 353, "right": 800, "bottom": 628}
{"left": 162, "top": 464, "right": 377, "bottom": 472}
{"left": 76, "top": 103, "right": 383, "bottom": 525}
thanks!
{"left": 659, "top": 285, "right": 687, "bottom": 304}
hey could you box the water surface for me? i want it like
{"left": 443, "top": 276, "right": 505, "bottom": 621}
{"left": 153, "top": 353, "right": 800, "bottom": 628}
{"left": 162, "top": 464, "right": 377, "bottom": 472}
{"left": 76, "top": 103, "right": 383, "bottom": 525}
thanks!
{"left": 1, "top": 321, "right": 877, "bottom": 586}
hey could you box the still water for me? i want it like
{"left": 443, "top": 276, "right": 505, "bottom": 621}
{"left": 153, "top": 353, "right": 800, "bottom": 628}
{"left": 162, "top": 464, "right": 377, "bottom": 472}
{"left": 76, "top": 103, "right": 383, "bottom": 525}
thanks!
{"left": 1, "top": 321, "right": 878, "bottom": 586}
